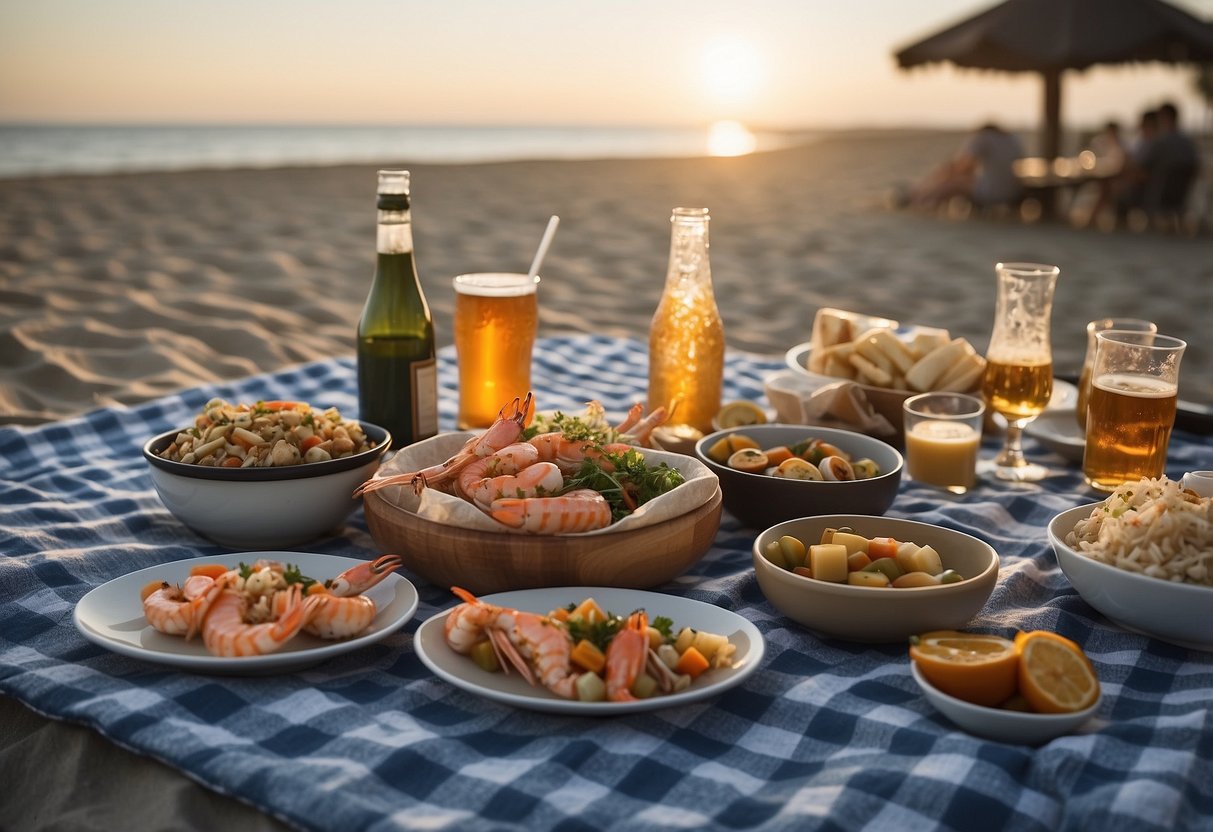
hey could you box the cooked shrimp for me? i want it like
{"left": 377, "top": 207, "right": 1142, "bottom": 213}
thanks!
{"left": 509, "top": 606, "right": 580, "bottom": 699}
{"left": 489, "top": 488, "right": 613, "bottom": 534}
{"left": 455, "top": 442, "right": 542, "bottom": 500}
{"left": 464, "top": 461, "right": 564, "bottom": 511}
{"left": 266, "top": 554, "right": 401, "bottom": 640}
{"left": 528, "top": 434, "right": 632, "bottom": 474}
{"left": 605, "top": 611, "right": 649, "bottom": 702}
{"left": 202, "top": 583, "right": 322, "bottom": 657}
{"left": 448, "top": 587, "right": 579, "bottom": 698}
{"left": 326, "top": 554, "right": 403, "bottom": 597}
{"left": 444, "top": 591, "right": 501, "bottom": 655}
{"left": 142, "top": 574, "right": 217, "bottom": 637}
{"left": 354, "top": 393, "right": 532, "bottom": 496}
{"left": 618, "top": 405, "right": 669, "bottom": 447}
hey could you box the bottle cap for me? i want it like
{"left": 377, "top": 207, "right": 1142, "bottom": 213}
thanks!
{"left": 377, "top": 170, "right": 411, "bottom": 210}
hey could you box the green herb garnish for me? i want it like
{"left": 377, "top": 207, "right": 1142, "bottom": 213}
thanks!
{"left": 565, "top": 612, "right": 625, "bottom": 651}
{"left": 283, "top": 563, "right": 317, "bottom": 591}
{"left": 561, "top": 448, "right": 685, "bottom": 522}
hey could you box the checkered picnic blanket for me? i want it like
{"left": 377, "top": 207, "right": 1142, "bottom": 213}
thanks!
{"left": 2, "top": 334, "right": 1211, "bottom": 831}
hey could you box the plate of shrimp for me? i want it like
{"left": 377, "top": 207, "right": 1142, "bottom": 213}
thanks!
{"left": 73, "top": 552, "right": 419, "bottom": 673}
{"left": 414, "top": 587, "right": 765, "bottom": 714}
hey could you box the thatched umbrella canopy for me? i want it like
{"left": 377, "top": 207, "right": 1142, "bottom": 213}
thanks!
{"left": 895, "top": 0, "right": 1213, "bottom": 159}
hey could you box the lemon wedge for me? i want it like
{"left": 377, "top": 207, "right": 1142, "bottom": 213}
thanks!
{"left": 714, "top": 401, "right": 768, "bottom": 430}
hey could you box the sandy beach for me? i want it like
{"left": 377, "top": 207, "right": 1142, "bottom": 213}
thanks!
{"left": 1, "top": 129, "right": 1210, "bottom": 426}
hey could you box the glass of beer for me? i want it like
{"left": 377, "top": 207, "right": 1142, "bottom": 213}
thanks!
{"left": 1083, "top": 330, "right": 1185, "bottom": 491}
{"left": 1076, "top": 318, "right": 1156, "bottom": 431}
{"left": 453, "top": 272, "right": 539, "bottom": 429}
{"left": 981, "top": 262, "right": 1059, "bottom": 482}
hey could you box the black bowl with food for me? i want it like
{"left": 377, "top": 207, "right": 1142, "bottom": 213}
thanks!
{"left": 694, "top": 424, "right": 902, "bottom": 529}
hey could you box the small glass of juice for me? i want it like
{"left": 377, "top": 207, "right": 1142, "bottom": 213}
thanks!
{"left": 903, "top": 392, "right": 986, "bottom": 494}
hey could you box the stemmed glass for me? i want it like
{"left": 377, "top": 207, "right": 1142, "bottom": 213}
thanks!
{"left": 981, "top": 262, "right": 1059, "bottom": 481}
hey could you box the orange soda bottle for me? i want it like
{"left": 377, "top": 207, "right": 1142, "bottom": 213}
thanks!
{"left": 647, "top": 207, "right": 725, "bottom": 433}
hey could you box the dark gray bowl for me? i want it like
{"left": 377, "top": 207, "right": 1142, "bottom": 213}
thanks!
{"left": 694, "top": 424, "right": 903, "bottom": 529}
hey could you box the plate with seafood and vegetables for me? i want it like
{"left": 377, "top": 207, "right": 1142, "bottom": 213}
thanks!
{"left": 73, "top": 553, "right": 419, "bottom": 673}
{"left": 413, "top": 586, "right": 765, "bottom": 714}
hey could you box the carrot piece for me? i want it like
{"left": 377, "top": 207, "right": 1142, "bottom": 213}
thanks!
{"left": 140, "top": 580, "right": 166, "bottom": 601}
{"left": 300, "top": 435, "right": 324, "bottom": 452}
{"left": 306, "top": 583, "right": 329, "bottom": 596}
{"left": 257, "top": 400, "right": 301, "bottom": 411}
{"left": 570, "top": 639, "right": 606, "bottom": 673}
{"left": 867, "top": 537, "right": 899, "bottom": 560}
{"left": 674, "top": 646, "right": 711, "bottom": 679}
{"left": 764, "top": 446, "right": 794, "bottom": 466}
{"left": 549, "top": 607, "right": 570, "bottom": 623}
{"left": 189, "top": 563, "right": 228, "bottom": 580}
{"left": 570, "top": 598, "right": 605, "bottom": 624}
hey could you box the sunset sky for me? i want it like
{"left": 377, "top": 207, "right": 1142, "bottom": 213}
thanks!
{"left": 2, "top": 0, "right": 1210, "bottom": 131}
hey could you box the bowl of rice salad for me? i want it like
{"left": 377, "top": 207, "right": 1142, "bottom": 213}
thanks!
{"left": 1048, "top": 476, "right": 1213, "bottom": 652}
{"left": 143, "top": 398, "right": 390, "bottom": 549}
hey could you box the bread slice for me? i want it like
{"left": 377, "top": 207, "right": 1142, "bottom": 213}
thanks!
{"left": 906, "top": 339, "right": 967, "bottom": 392}
{"left": 936, "top": 352, "right": 987, "bottom": 392}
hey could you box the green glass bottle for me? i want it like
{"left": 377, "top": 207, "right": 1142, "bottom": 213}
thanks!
{"left": 357, "top": 170, "right": 438, "bottom": 445}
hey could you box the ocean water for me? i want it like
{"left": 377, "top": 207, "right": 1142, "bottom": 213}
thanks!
{"left": 0, "top": 124, "right": 803, "bottom": 178}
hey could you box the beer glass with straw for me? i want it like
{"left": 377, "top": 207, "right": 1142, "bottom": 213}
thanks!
{"left": 981, "top": 262, "right": 1059, "bottom": 482}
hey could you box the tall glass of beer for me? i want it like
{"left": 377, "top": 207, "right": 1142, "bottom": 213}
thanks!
{"left": 1083, "top": 330, "right": 1185, "bottom": 491}
{"left": 981, "top": 262, "right": 1059, "bottom": 481}
{"left": 453, "top": 273, "right": 539, "bottom": 429}
{"left": 1076, "top": 318, "right": 1156, "bottom": 430}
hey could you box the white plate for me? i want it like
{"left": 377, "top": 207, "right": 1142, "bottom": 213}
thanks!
{"left": 1024, "top": 408, "right": 1085, "bottom": 463}
{"left": 911, "top": 662, "right": 1101, "bottom": 744}
{"left": 414, "top": 587, "right": 765, "bottom": 714}
{"left": 73, "top": 552, "right": 419, "bottom": 673}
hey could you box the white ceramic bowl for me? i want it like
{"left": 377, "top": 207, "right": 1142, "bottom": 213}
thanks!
{"left": 1048, "top": 503, "right": 1213, "bottom": 651}
{"left": 695, "top": 424, "right": 903, "bottom": 530}
{"left": 911, "top": 662, "right": 1101, "bottom": 744}
{"left": 752, "top": 515, "right": 999, "bottom": 642}
{"left": 143, "top": 423, "right": 391, "bottom": 549}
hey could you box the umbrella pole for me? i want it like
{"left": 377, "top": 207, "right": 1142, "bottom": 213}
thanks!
{"left": 1040, "top": 68, "right": 1063, "bottom": 219}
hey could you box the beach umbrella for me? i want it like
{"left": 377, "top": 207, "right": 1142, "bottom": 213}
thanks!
{"left": 894, "top": 0, "right": 1213, "bottom": 160}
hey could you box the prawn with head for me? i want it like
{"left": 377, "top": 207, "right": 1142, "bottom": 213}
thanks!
{"left": 354, "top": 393, "right": 533, "bottom": 497}
{"left": 444, "top": 587, "right": 581, "bottom": 698}
{"left": 269, "top": 554, "right": 404, "bottom": 640}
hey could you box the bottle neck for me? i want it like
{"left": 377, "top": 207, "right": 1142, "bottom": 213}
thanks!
{"left": 377, "top": 208, "right": 414, "bottom": 255}
{"left": 665, "top": 217, "right": 710, "bottom": 289}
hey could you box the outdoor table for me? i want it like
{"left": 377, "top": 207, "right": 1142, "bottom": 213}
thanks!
{"left": 2, "top": 334, "right": 1211, "bottom": 831}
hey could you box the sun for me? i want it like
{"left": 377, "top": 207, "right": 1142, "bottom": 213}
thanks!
{"left": 707, "top": 120, "right": 758, "bottom": 157}
{"left": 700, "top": 36, "right": 763, "bottom": 103}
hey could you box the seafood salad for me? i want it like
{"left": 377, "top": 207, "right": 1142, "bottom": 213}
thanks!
{"left": 140, "top": 555, "right": 402, "bottom": 657}
{"left": 444, "top": 588, "right": 738, "bottom": 701}
{"left": 357, "top": 393, "right": 686, "bottom": 534}
{"left": 158, "top": 398, "right": 372, "bottom": 468}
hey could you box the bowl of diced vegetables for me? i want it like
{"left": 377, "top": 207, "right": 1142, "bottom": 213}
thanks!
{"left": 143, "top": 398, "right": 391, "bottom": 549}
{"left": 751, "top": 515, "right": 999, "bottom": 642}
{"left": 695, "top": 424, "right": 902, "bottom": 529}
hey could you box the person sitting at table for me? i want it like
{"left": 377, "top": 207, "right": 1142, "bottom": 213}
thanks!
{"left": 1086, "top": 120, "right": 1126, "bottom": 173}
{"left": 1083, "top": 108, "right": 1158, "bottom": 228}
{"left": 904, "top": 122, "right": 1025, "bottom": 212}
{"left": 1134, "top": 101, "right": 1201, "bottom": 227}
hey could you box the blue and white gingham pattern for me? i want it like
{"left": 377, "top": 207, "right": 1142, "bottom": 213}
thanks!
{"left": 2, "top": 334, "right": 1211, "bottom": 831}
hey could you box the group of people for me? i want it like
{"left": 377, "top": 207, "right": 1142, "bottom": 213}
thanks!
{"left": 1082, "top": 102, "right": 1201, "bottom": 228}
{"left": 903, "top": 101, "right": 1201, "bottom": 229}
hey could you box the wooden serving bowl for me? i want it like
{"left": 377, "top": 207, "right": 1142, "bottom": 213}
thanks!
{"left": 363, "top": 487, "right": 723, "bottom": 595}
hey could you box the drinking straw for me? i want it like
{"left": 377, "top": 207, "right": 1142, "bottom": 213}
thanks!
{"left": 527, "top": 215, "right": 560, "bottom": 281}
